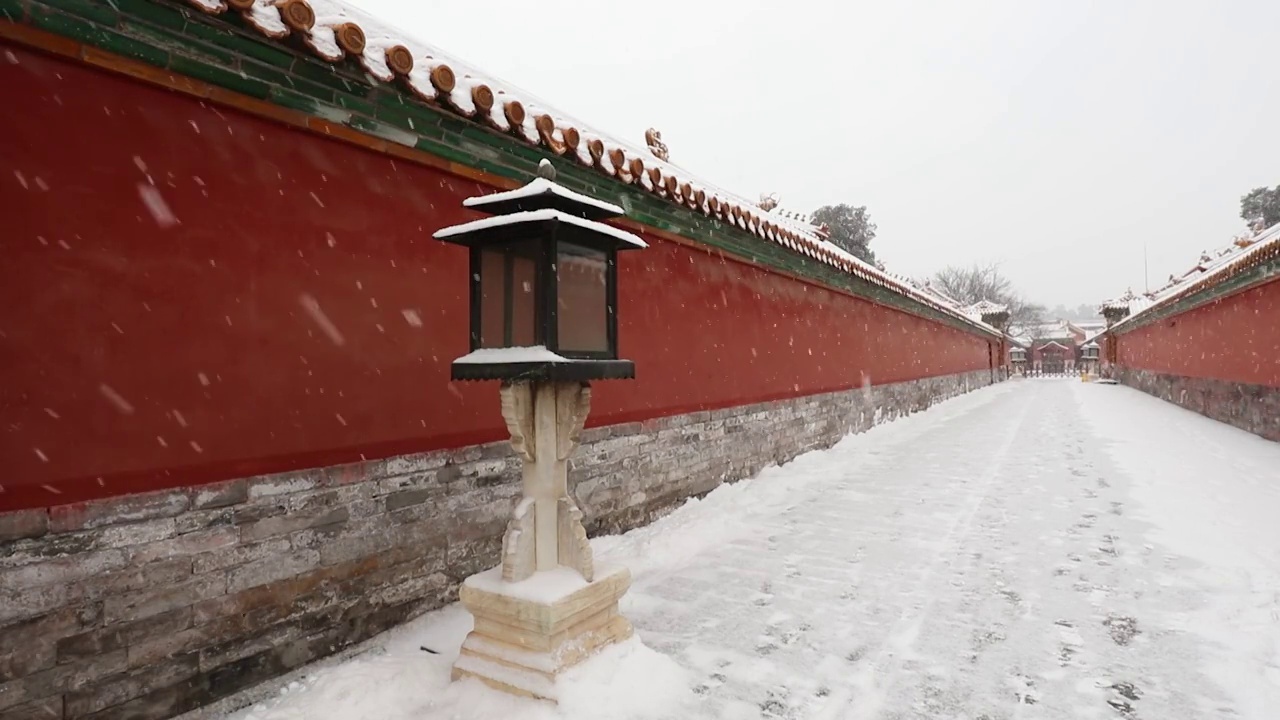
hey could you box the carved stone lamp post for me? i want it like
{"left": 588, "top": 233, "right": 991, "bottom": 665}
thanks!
{"left": 434, "top": 160, "right": 645, "bottom": 701}
{"left": 1081, "top": 341, "right": 1100, "bottom": 378}
{"left": 1010, "top": 346, "right": 1027, "bottom": 376}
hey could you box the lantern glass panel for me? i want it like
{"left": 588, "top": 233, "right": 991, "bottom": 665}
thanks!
{"left": 556, "top": 241, "right": 610, "bottom": 355}
{"left": 477, "top": 240, "right": 542, "bottom": 349}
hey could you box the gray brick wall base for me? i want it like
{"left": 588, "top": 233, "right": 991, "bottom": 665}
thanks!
{"left": 0, "top": 368, "right": 994, "bottom": 719}
{"left": 1115, "top": 366, "right": 1280, "bottom": 442}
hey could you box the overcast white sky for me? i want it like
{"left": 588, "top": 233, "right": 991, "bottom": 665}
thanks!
{"left": 352, "top": 0, "right": 1279, "bottom": 308}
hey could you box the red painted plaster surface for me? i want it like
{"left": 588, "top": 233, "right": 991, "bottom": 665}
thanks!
{"left": 1115, "top": 279, "right": 1280, "bottom": 388}
{"left": 1, "top": 45, "right": 991, "bottom": 509}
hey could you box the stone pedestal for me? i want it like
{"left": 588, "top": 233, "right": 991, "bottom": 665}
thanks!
{"left": 451, "top": 380, "right": 632, "bottom": 701}
{"left": 453, "top": 564, "right": 632, "bottom": 700}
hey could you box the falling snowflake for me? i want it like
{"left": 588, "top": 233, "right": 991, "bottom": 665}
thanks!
{"left": 98, "top": 383, "right": 135, "bottom": 415}
{"left": 298, "top": 293, "right": 346, "bottom": 346}
{"left": 138, "top": 183, "right": 179, "bottom": 228}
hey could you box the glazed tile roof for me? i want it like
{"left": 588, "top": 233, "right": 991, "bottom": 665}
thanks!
{"left": 961, "top": 300, "right": 1009, "bottom": 325}
{"left": 179, "top": 0, "right": 999, "bottom": 336}
{"left": 1105, "top": 220, "right": 1280, "bottom": 331}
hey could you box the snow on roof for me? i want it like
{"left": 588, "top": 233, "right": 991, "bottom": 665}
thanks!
{"left": 1031, "top": 321, "right": 1077, "bottom": 340}
{"left": 433, "top": 208, "right": 648, "bottom": 248}
{"left": 1099, "top": 288, "right": 1154, "bottom": 316}
{"left": 1108, "top": 221, "right": 1280, "bottom": 332}
{"left": 462, "top": 176, "right": 624, "bottom": 217}
{"left": 966, "top": 300, "right": 1008, "bottom": 315}
{"left": 178, "top": 0, "right": 1000, "bottom": 336}
{"left": 962, "top": 299, "right": 1008, "bottom": 323}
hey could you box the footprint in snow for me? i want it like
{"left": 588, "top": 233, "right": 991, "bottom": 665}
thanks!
{"left": 1104, "top": 615, "right": 1140, "bottom": 646}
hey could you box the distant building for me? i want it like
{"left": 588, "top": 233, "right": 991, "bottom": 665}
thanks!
{"left": 1022, "top": 320, "right": 1094, "bottom": 373}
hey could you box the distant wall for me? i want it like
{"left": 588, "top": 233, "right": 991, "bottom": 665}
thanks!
{"left": 1112, "top": 278, "right": 1280, "bottom": 440}
{"left": 1, "top": 43, "right": 995, "bottom": 511}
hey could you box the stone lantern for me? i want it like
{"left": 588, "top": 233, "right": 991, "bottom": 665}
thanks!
{"left": 434, "top": 160, "right": 644, "bottom": 701}
{"left": 1010, "top": 346, "right": 1027, "bottom": 376}
{"left": 1081, "top": 341, "right": 1100, "bottom": 378}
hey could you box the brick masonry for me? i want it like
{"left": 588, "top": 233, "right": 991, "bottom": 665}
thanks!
{"left": 1114, "top": 366, "right": 1280, "bottom": 443}
{"left": 0, "top": 369, "right": 993, "bottom": 719}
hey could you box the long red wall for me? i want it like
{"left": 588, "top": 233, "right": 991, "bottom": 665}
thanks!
{"left": 0, "top": 45, "right": 992, "bottom": 510}
{"left": 1115, "top": 279, "right": 1280, "bottom": 388}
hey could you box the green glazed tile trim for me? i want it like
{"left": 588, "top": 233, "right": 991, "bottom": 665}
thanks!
{"left": 289, "top": 55, "right": 361, "bottom": 95}
{"left": 27, "top": 5, "right": 108, "bottom": 43}
{"left": 0, "top": 0, "right": 27, "bottom": 21}
{"left": 268, "top": 85, "right": 322, "bottom": 114}
{"left": 40, "top": 0, "right": 117, "bottom": 25}
{"left": 120, "top": 20, "right": 234, "bottom": 65}
{"left": 169, "top": 53, "right": 270, "bottom": 99}
{"left": 110, "top": 0, "right": 187, "bottom": 30}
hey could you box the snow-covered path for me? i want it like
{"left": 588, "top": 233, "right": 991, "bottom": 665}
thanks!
{"left": 208, "top": 380, "right": 1280, "bottom": 720}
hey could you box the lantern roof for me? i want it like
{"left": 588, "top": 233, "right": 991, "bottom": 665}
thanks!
{"left": 462, "top": 172, "right": 625, "bottom": 222}
{"left": 436, "top": 160, "right": 645, "bottom": 250}
{"left": 433, "top": 208, "right": 646, "bottom": 249}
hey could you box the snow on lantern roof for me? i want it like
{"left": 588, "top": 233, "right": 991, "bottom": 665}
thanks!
{"left": 1108, "top": 220, "right": 1280, "bottom": 331}
{"left": 433, "top": 208, "right": 648, "bottom": 249}
{"left": 177, "top": 0, "right": 1002, "bottom": 337}
{"left": 463, "top": 163, "right": 624, "bottom": 221}
{"left": 453, "top": 346, "right": 572, "bottom": 365}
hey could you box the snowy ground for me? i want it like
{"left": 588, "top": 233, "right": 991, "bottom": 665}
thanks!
{"left": 201, "top": 379, "right": 1280, "bottom": 720}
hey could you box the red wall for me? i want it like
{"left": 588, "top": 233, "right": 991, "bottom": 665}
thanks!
{"left": 1115, "top": 279, "right": 1280, "bottom": 387}
{"left": 0, "top": 45, "right": 991, "bottom": 510}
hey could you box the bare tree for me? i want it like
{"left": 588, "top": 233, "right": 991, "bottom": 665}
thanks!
{"left": 932, "top": 263, "right": 1045, "bottom": 336}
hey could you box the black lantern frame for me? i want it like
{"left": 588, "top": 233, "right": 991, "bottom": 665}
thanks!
{"left": 435, "top": 163, "right": 644, "bottom": 382}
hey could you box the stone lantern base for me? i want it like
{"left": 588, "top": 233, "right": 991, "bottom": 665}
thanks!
{"left": 452, "top": 564, "right": 633, "bottom": 701}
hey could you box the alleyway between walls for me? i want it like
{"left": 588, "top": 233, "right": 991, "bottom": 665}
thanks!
{"left": 198, "top": 380, "right": 1280, "bottom": 720}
